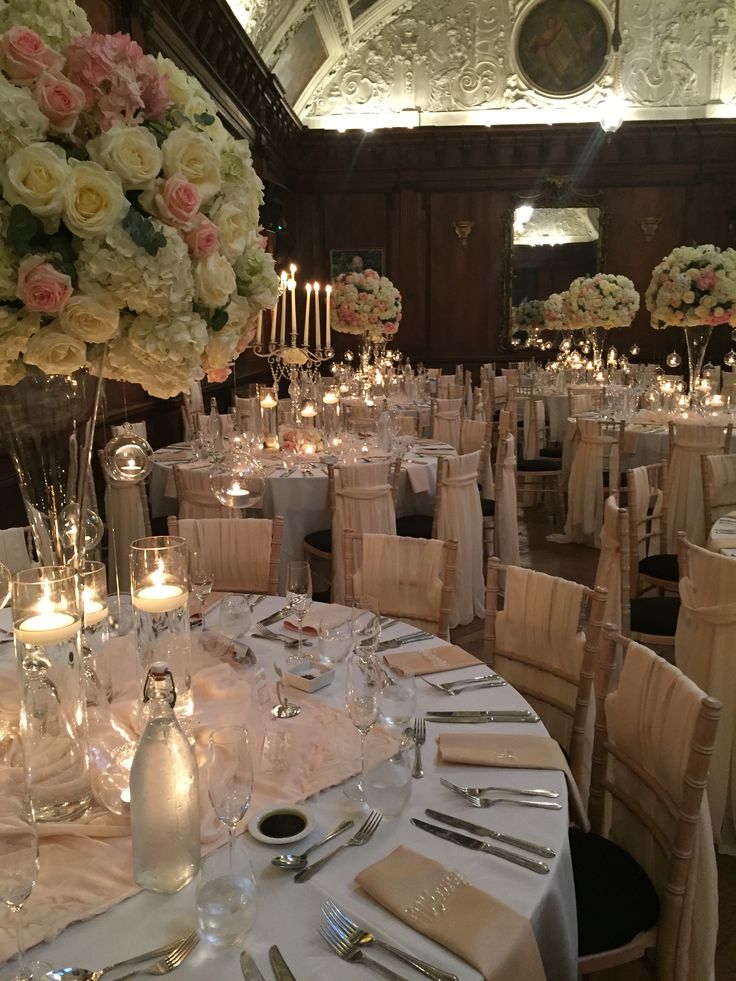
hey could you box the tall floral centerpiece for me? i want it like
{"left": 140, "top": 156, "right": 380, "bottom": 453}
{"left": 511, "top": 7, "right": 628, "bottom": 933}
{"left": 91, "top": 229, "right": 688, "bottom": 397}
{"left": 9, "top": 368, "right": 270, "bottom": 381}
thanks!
{"left": 0, "top": 0, "right": 279, "bottom": 563}
{"left": 645, "top": 244, "right": 736, "bottom": 393}
{"left": 510, "top": 298, "right": 545, "bottom": 347}
{"left": 562, "top": 273, "right": 640, "bottom": 368}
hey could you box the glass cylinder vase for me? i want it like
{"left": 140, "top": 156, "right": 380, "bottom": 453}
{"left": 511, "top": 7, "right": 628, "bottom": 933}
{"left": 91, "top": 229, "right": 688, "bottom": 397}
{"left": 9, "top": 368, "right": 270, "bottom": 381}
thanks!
{"left": 684, "top": 325, "right": 714, "bottom": 395}
{"left": 130, "top": 537, "right": 192, "bottom": 728}
{"left": 79, "top": 559, "right": 111, "bottom": 706}
{"left": 12, "top": 566, "right": 92, "bottom": 821}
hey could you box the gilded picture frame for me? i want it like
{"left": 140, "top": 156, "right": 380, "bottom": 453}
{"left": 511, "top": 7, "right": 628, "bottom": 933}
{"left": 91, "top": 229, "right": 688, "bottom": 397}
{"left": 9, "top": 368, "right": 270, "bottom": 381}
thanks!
{"left": 330, "top": 249, "right": 384, "bottom": 279}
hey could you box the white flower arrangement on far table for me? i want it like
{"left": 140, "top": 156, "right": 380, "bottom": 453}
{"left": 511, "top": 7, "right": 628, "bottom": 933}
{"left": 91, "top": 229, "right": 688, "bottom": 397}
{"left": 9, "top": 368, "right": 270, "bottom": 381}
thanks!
{"left": 562, "top": 273, "right": 640, "bottom": 331}
{"left": 330, "top": 269, "right": 402, "bottom": 341}
{"left": 645, "top": 244, "right": 736, "bottom": 329}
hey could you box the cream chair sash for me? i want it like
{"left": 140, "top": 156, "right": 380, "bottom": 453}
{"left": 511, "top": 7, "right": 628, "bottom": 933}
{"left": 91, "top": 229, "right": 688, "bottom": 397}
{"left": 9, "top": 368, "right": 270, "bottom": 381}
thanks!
{"left": 606, "top": 642, "right": 718, "bottom": 981}
{"left": 496, "top": 433, "right": 520, "bottom": 567}
{"left": 175, "top": 467, "right": 236, "bottom": 519}
{"left": 706, "top": 453, "right": 736, "bottom": 519}
{"left": 437, "top": 452, "right": 484, "bottom": 628}
{"left": 666, "top": 424, "right": 726, "bottom": 549}
{"left": 595, "top": 495, "right": 622, "bottom": 629}
{"left": 473, "top": 387, "right": 486, "bottom": 422}
{"left": 353, "top": 533, "right": 444, "bottom": 634}
{"left": 332, "top": 462, "right": 396, "bottom": 604}
{"left": 557, "top": 418, "right": 619, "bottom": 547}
{"left": 433, "top": 398, "right": 462, "bottom": 450}
{"left": 460, "top": 418, "right": 493, "bottom": 498}
{"left": 676, "top": 544, "right": 736, "bottom": 855}
{"left": 0, "top": 527, "right": 34, "bottom": 574}
{"left": 523, "top": 398, "right": 546, "bottom": 459}
{"left": 177, "top": 518, "right": 272, "bottom": 592}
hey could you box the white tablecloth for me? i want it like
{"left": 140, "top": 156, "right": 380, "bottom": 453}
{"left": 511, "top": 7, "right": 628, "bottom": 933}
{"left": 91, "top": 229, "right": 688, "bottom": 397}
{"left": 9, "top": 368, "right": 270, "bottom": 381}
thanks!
{"left": 708, "top": 511, "right": 736, "bottom": 555}
{"left": 6, "top": 599, "right": 577, "bottom": 980}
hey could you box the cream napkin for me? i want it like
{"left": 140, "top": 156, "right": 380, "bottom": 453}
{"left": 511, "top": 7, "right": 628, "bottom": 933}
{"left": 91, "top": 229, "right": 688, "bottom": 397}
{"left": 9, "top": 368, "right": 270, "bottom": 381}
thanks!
{"left": 356, "top": 845, "right": 545, "bottom": 981}
{"left": 384, "top": 645, "right": 481, "bottom": 677}
{"left": 283, "top": 603, "right": 354, "bottom": 635}
{"left": 437, "top": 732, "right": 589, "bottom": 831}
{"left": 404, "top": 461, "right": 432, "bottom": 494}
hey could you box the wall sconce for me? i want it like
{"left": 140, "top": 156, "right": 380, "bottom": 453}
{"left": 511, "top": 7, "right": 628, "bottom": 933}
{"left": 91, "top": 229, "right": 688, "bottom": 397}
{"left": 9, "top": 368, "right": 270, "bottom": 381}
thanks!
{"left": 453, "top": 220, "right": 474, "bottom": 246}
{"left": 639, "top": 217, "right": 661, "bottom": 242}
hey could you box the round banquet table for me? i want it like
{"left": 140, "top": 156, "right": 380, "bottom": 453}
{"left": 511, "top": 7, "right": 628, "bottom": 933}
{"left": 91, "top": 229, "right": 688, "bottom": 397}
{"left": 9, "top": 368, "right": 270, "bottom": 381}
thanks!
{"left": 708, "top": 510, "right": 736, "bottom": 555}
{"left": 1, "top": 598, "right": 577, "bottom": 980}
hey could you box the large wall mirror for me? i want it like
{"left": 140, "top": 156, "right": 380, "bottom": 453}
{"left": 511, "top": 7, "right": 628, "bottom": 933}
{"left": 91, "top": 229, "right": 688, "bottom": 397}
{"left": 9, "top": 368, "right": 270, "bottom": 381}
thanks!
{"left": 501, "top": 179, "right": 607, "bottom": 347}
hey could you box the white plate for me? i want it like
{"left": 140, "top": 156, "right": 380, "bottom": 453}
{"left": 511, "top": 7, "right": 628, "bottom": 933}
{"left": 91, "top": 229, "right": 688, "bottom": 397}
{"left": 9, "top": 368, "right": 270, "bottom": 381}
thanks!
{"left": 248, "top": 804, "right": 314, "bottom": 845}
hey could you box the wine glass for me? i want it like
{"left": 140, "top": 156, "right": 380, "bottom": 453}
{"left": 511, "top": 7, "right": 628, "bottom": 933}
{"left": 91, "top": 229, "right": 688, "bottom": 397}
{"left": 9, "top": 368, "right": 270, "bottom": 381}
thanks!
{"left": 219, "top": 595, "right": 251, "bottom": 640}
{"left": 285, "top": 561, "right": 312, "bottom": 665}
{"left": 190, "top": 551, "right": 215, "bottom": 629}
{"left": 351, "top": 594, "right": 381, "bottom": 660}
{"left": 0, "top": 794, "right": 50, "bottom": 981}
{"left": 344, "top": 653, "right": 383, "bottom": 802}
{"left": 206, "top": 726, "right": 253, "bottom": 866}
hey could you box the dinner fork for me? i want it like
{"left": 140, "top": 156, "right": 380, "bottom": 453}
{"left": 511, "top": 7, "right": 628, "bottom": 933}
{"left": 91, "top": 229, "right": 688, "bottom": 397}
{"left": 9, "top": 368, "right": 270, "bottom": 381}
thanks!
{"left": 114, "top": 932, "right": 199, "bottom": 980}
{"left": 294, "top": 810, "right": 382, "bottom": 882}
{"left": 421, "top": 676, "right": 505, "bottom": 695}
{"left": 322, "top": 900, "right": 458, "bottom": 981}
{"left": 319, "top": 918, "right": 411, "bottom": 980}
{"left": 412, "top": 717, "right": 426, "bottom": 779}
{"left": 441, "top": 778, "right": 559, "bottom": 799}
{"left": 460, "top": 790, "right": 562, "bottom": 811}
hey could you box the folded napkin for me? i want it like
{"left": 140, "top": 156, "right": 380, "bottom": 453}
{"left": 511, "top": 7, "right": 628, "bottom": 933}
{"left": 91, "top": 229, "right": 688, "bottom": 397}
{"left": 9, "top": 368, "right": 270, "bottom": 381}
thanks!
{"left": 384, "top": 644, "right": 481, "bottom": 676}
{"left": 437, "top": 732, "right": 589, "bottom": 831}
{"left": 283, "top": 603, "right": 353, "bottom": 635}
{"left": 356, "top": 845, "right": 545, "bottom": 981}
{"left": 404, "top": 461, "right": 433, "bottom": 494}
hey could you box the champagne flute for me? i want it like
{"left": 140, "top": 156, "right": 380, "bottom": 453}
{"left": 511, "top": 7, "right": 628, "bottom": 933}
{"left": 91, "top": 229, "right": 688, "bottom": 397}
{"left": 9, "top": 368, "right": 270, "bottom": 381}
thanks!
{"left": 285, "top": 561, "right": 312, "bottom": 665}
{"left": 206, "top": 726, "right": 253, "bottom": 866}
{"left": 351, "top": 594, "right": 381, "bottom": 660}
{"left": 344, "top": 652, "right": 383, "bottom": 802}
{"left": 190, "top": 550, "right": 215, "bottom": 629}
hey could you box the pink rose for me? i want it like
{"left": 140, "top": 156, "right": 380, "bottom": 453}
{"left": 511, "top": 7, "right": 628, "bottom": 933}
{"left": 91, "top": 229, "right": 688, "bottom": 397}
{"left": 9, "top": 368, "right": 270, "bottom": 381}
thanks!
{"left": 235, "top": 324, "right": 256, "bottom": 352}
{"left": 16, "top": 255, "right": 72, "bottom": 314}
{"left": 160, "top": 176, "right": 200, "bottom": 225}
{"left": 33, "top": 71, "right": 85, "bottom": 132}
{"left": 696, "top": 267, "right": 717, "bottom": 291}
{"left": 184, "top": 215, "right": 219, "bottom": 257}
{"left": 0, "top": 27, "right": 63, "bottom": 86}
{"left": 205, "top": 366, "right": 231, "bottom": 383}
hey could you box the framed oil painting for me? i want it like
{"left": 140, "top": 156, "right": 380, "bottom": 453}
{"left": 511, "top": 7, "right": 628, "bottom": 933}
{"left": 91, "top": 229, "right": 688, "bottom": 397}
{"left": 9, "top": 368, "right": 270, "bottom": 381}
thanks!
{"left": 330, "top": 249, "right": 384, "bottom": 278}
{"left": 516, "top": 0, "right": 609, "bottom": 97}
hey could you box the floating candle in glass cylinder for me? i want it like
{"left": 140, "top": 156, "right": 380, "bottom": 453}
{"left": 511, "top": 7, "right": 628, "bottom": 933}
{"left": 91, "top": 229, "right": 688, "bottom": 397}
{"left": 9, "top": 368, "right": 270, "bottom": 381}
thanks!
{"left": 80, "top": 560, "right": 111, "bottom": 704}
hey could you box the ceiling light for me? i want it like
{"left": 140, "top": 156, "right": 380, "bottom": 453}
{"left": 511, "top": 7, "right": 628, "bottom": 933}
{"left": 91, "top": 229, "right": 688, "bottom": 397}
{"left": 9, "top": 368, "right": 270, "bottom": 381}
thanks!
{"left": 599, "top": 0, "right": 626, "bottom": 134}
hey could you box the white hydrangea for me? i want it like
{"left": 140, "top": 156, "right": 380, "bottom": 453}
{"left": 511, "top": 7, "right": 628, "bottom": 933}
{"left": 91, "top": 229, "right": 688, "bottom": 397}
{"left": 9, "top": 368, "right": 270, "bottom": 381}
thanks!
{"left": 0, "top": 203, "right": 19, "bottom": 299}
{"left": 202, "top": 322, "right": 242, "bottom": 371}
{"left": 0, "top": 76, "right": 48, "bottom": 165}
{"left": 0, "top": 305, "right": 39, "bottom": 362}
{"left": 77, "top": 221, "right": 194, "bottom": 318}
{"left": 0, "top": 358, "right": 25, "bottom": 384}
{"left": 234, "top": 241, "right": 279, "bottom": 317}
{"left": 217, "top": 135, "right": 263, "bottom": 223}
{"left": 154, "top": 55, "right": 218, "bottom": 119}
{"left": 0, "top": 0, "right": 90, "bottom": 47}
{"left": 105, "top": 310, "right": 208, "bottom": 399}
{"left": 646, "top": 244, "right": 736, "bottom": 328}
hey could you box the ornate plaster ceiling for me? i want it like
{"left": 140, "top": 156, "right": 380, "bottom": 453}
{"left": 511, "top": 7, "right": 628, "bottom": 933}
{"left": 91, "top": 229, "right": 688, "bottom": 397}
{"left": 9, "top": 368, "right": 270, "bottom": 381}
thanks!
{"left": 226, "top": 0, "right": 736, "bottom": 129}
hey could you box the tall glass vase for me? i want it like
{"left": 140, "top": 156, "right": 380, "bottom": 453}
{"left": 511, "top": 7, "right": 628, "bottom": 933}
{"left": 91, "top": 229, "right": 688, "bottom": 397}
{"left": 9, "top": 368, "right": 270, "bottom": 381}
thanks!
{"left": 684, "top": 325, "right": 714, "bottom": 395}
{"left": 589, "top": 326, "right": 606, "bottom": 371}
{"left": 0, "top": 366, "right": 105, "bottom": 566}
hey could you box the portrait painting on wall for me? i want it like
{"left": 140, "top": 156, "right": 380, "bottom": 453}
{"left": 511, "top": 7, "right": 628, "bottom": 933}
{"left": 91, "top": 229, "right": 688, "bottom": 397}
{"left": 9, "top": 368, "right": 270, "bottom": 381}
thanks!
{"left": 330, "top": 249, "right": 385, "bottom": 278}
{"left": 516, "top": 0, "right": 609, "bottom": 96}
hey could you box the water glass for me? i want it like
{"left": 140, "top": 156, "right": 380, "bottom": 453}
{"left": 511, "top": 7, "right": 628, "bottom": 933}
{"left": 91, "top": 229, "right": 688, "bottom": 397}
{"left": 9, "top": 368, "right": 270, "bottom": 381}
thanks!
{"left": 219, "top": 595, "right": 251, "bottom": 640}
{"left": 365, "top": 743, "right": 413, "bottom": 817}
{"left": 344, "top": 653, "right": 383, "bottom": 802}
{"left": 196, "top": 835, "right": 257, "bottom": 946}
{"left": 378, "top": 667, "right": 417, "bottom": 729}
{"left": 317, "top": 611, "right": 352, "bottom": 665}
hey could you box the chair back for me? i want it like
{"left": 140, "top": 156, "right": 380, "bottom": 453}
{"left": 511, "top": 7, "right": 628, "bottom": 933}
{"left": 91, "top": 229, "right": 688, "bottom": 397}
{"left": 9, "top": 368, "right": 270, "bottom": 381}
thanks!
{"left": 627, "top": 461, "right": 668, "bottom": 596}
{"left": 484, "top": 559, "right": 607, "bottom": 796}
{"left": 522, "top": 390, "right": 547, "bottom": 460}
{"left": 665, "top": 421, "right": 733, "bottom": 549}
{"left": 394, "top": 414, "right": 418, "bottom": 436}
{"left": 181, "top": 380, "right": 204, "bottom": 440}
{"left": 593, "top": 495, "right": 627, "bottom": 633}
{"left": 234, "top": 396, "right": 260, "bottom": 433}
{"left": 460, "top": 418, "right": 493, "bottom": 497}
{"left": 112, "top": 421, "right": 147, "bottom": 439}
{"left": 562, "top": 417, "right": 623, "bottom": 546}
{"left": 174, "top": 465, "right": 238, "bottom": 519}
{"left": 168, "top": 516, "right": 283, "bottom": 594}
{"left": 494, "top": 428, "right": 519, "bottom": 567}
{"left": 0, "top": 526, "right": 36, "bottom": 574}
{"left": 103, "top": 479, "right": 151, "bottom": 593}
{"left": 344, "top": 531, "right": 457, "bottom": 639}
{"left": 432, "top": 398, "right": 462, "bottom": 450}
{"left": 701, "top": 452, "right": 736, "bottom": 529}
{"left": 589, "top": 627, "right": 720, "bottom": 981}
{"left": 436, "top": 451, "right": 484, "bottom": 627}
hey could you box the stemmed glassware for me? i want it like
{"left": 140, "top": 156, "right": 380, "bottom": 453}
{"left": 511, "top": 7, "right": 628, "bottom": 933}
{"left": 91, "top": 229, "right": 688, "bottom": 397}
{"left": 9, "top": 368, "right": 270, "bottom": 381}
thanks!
{"left": 351, "top": 595, "right": 381, "bottom": 659}
{"left": 206, "top": 726, "right": 253, "bottom": 865}
{"left": 189, "top": 551, "right": 215, "bottom": 629}
{"left": 285, "top": 561, "right": 312, "bottom": 664}
{"left": 317, "top": 611, "right": 353, "bottom": 666}
{"left": 344, "top": 653, "right": 384, "bottom": 802}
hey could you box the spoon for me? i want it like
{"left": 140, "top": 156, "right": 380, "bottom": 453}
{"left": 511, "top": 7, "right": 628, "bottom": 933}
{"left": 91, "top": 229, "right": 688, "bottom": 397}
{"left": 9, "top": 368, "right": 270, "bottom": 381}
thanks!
{"left": 271, "top": 818, "right": 354, "bottom": 869}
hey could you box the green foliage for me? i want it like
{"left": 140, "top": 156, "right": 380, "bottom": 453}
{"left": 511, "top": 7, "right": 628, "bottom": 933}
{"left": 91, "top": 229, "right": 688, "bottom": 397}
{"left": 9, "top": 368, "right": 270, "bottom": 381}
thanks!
{"left": 122, "top": 207, "right": 166, "bottom": 256}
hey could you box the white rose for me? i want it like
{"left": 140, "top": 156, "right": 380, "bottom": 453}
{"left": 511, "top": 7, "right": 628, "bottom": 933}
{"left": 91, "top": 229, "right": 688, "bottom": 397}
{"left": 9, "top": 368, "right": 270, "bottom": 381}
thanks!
{"left": 209, "top": 194, "right": 251, "bottom": 261}
{"left": 1, "top": 142, "right": 69, "bottom": 232}
{"left": 59, "top": 293, "right": 120, "bottom": 342}
{"left": 0, "top": 77, "right": 48, "bottom": 164}
{"left": 161, "top": 125, "right": 221, "bottom": 204}
{"left": 23, "top": 324, "right": 87, "bottom": 374}
{"left": 0, "top": 359, "right": 26, "bottom": 385}
{"left": 87, "top": 127, "right": 163, "bottom": 191}
{"left": 193, "top": 252, "right": 236, "bottom": 309}
{"left": 62, "top": 160, "right": 129, "bottom": 239}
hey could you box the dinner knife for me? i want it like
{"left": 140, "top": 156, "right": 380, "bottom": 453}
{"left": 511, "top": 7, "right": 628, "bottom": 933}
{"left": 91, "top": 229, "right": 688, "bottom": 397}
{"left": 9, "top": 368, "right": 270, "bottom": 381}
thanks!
{"left": 424, "top": 809, "right": 556, "bottom": 858}
{"left": 424, "top": 715, "right": 540, "bottom": 724}
{"left": 269, "top": 945, "right": 297, "bottom": 981}
{"left": 257, "top": 607, "right": 290, "bottom": 626}
{"left": 410, "top": 818, "right": 550, "bottom": 875}
{"left": 426, "top": 709, "right": 536, "bottom": 718}
{"left": 240, "top": 950, "right": 266, "bottom": 981}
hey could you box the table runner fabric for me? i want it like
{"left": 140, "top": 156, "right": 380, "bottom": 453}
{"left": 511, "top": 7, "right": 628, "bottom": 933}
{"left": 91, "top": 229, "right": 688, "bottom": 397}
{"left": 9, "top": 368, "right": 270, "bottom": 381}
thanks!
{"left": 436, "top": 732, "right": 589, "bottom": 831}
{"left": 0, "top": 637, "right": 397, "bottom": 962}
{"left": 384, "top": 644, "right": 481, "bottom": 677}
{"left": 356, "top": 845, "right": 546, "bottom": 981}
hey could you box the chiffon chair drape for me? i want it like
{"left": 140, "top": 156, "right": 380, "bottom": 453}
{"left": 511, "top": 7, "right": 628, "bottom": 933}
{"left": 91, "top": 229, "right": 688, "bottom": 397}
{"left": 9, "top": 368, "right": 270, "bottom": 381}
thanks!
{"left": 675, "top": 535, "right": 736, "bottom": 854}
{"left": 522, "top": 395, "right": 547, "bottom": 460}
{"left": 174, "top": 466, "right": 238, "bottom": 520}
{"left": 496, "top": 431, "right": 520, "bottom": 568}
{"left": 665, "top": 423, "right": 732, "bottom": 550}
{"left": 552, "top": 418, "right": 620, "bottom": 547}
{"left": 111, "top": 421, "right": 147, "bottom": 439}
{"left": 432, "top": 398, "right": 462, "bottom": 450}
{"left": 436, "top": 451, "right": 485, "bottom": 627}
{"left": 193, "top": 412, "right": 236, "bottom": 438}
{"left": 702, "top": 453, "right": 736, "bottom": 528}
{"left": 459, "top": 418, "right": 493, "bottom": 499}
{"left": 0, "top": 527, "right": 34, "bottom": 573}
{"left": 181, "top": 380, "right": 204, "bottom": 440}
{"left": 104, "top": 479, "right": 150, "bottom": 592}
{"left": 331, "top": 461, "right": 397, "bottom": 604}
{"left": 594, "top": 495, "right": 623, "bottom": 630}
{"left": 170, "top": 517, "right": 282, "bottom": 594}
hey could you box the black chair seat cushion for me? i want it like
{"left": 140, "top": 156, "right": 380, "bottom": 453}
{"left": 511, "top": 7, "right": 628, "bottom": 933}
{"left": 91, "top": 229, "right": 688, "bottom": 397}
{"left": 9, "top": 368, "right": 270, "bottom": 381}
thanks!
{"left": 639, "top": 552, "right": 679, "bottom": 584}
{"left": 303, "top": 528, "right": 332, "bottom": 554}
{"left": 570, "top": 827, "right": 660, "bottom": 956}
{"left": 396, "top": 514, "right": 434, "bottom": 539}
{"left": 518, "top": 458, "right": 562, "bottom": 473}
{"left": 480, "top": 497, "right": 495, "bottom": 517}
{"left": 539, "top": 443, "right": 563, "bottom": 458}
{"left": 603, "top": 470, "right": 628, "bottom": 487}
{"left": 630, "top": 595, "right": 681, "bottom": 636}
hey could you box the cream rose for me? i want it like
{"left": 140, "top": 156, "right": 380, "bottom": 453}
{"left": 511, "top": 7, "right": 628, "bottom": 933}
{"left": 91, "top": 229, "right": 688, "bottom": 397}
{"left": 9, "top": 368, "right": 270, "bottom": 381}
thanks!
{"left": 193, "top": 252, "right": 236, "bottom": 309}
{"left": 59, "top": 293, "right": 120, "bottom": 342}
{"left": 62, "top": 159, "right": 129, "bottom": 239}
{"left": 23, "top": 324, "right": 87, "bottom": 374}
{"left": 209, "top": 194, "right": 251, "bottom": 262}
{"left": 1, "top": 142, "right": 69, "bottom": 231}
{"left": 161, "top": 125, "right": 221, "bottom": 204}
{"left": 0, "top": 359, "right": 26, "bottom": 385}
{"left": 87, "top": 126, "right": 163, "bottom": 191}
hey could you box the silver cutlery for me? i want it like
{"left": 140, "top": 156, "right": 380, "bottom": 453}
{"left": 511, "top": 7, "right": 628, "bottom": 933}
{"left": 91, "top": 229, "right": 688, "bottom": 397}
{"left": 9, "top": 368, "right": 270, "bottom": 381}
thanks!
{"left": 319, "top": 918, "right": 411, "bottom": 980}
{"left": 376, "top": 632, "right": 432, "bottom": 652}
{"left": 294, "top": 810, "right": 382, "bottom": 882}
{"left": 240, "top": 950, "right": 266, "bottom": 981}
{"left": 456, "top": 789, "right": 562, "bottom": 811}
{"left": 254, "top": 626, "right": 312, "bottom": 649}
{"left": 271, "top": 818, "right": 354, "bottom": 869}
{"left": 412, "top": 717, "right": 426, "bottom": 778}
{"left": 440, "top": 778, "right": 559, "bottom": 799}
{"left": 257, "top": 607, "right": 290, "bottom": 626}
{"left": 411, "top": 819, "right": 550, "bottom": 875}
{"left": 425, "top": 709, "right": 540, "bottom": 724}
{"left": 44, "top": 934, "right": 199, "bottom": 981}
{"left": 268, "top": 946, "right": 297, "bottom": 981}
{"left": 424, "top": 809, "right": 556, "bottom": 858}
{"left": 421, "top": 676, "right": 506, "bottom": 695}
{"left": 113, "top": 932, "right": 199, "bottom": 980}
{"left": 322, "top": 900, "right": 458, "bottom": 981}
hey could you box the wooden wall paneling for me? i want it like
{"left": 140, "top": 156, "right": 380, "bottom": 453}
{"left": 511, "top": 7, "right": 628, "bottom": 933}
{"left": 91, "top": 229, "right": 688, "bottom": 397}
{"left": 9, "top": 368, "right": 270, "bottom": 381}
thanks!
{"left": 392, "top": 189, "right": 428, "bottom": 360}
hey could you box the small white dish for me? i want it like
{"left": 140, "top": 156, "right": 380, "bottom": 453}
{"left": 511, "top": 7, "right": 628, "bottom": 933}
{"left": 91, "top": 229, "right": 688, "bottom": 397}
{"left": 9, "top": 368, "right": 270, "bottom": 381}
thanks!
{"left": 249, "top": 804, "right": 313, "bottom": 844}
{"left": 283, "top": 662, "right": 335, "bottom": 692}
